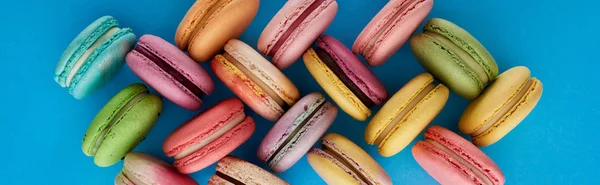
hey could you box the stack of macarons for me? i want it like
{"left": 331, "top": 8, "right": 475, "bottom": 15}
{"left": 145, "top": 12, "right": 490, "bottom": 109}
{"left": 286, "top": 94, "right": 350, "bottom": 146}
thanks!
{"left": 56, "top": 0, "right": 544, "bottom": 184}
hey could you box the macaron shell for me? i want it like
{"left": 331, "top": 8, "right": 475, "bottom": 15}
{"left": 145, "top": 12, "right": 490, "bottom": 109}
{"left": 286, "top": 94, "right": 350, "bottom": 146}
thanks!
{"left": 303, "top": 48, "right": 370, "bottom": 121}
{"left": 353, "top": 0, "right": 433, "bottom": 66}
{"left": 213, "top": 156, "right": 290, "bottom": 185}
{"left": 318, "top": 35, "right": 388, "bottom": 105}
{"left": 460, "top": 66, "right": 543, "bottom": 146}
{"left": 176, "top": 0, "right": 259, "bottom": 62}
{"left": 119, "top": 152, "right": 198, "bottom": 185}
{"left": 412, "top": 142, "right": 485, "bottom": 185}
{"left": 114, "top": 173, "right": 135, "bottom": 185}
{"left": 307, "top": 149, "right": 363, "bottom": 185}
{"left": 258, "top": 0, "right": 338, "bottom": 69}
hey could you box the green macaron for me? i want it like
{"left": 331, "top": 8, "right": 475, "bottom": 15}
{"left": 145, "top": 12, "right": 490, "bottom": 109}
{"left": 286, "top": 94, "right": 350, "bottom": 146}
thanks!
{"left": 82, "top": 83, "right": 162, "bottom": 167}
{"left": 410, "top": 18, "right": 498, "bottom": 99}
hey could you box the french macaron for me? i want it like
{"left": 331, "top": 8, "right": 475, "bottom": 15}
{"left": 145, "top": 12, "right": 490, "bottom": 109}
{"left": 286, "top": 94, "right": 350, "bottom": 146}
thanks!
{"left": 412, "top": 126, "right": 505, "bottom": 185}
{"left": 459, "top": 66, "right": 543, "bottom": 146}
{"left": 82, "top": 83, "right": 162, "bottom": 167}
{"left": 212, "top": 39, "right": 300, "bottom": 122}
{"left": 175, "top": 0, "right": 259, "bottom": 62}
{"left": 258, "top": 92, "right": 338, "bottom": 173}
{"left": 365, "top": 73, "right": 449, "bottom": 157}
{"left": 307, "top": 133, "right": 392, "bottom": 185}
{"left": 410, "top": 18, "right": 498, "bottom": 99}
{"left": 55, "top": 16, "right": 136, "bottom": 99}
{"left": 353, "top": 0, "right": 433, "bottom": 66}
{"left": 258, "top": 0, "right": 338, "bottom": 69}
{"left": 163, "top": 98, "right": 256, "bottom": 174}
{"left": 115, "top": 152, "right": 198, "bottom": 185}
{"left": 126, "top": 34, "right": 214, "bottom": 111}
{"left": 303, "top": 35, "right": 388, "bottom": 121}
{"left": 208, "top": 156, "right": 290, "bottom": 185}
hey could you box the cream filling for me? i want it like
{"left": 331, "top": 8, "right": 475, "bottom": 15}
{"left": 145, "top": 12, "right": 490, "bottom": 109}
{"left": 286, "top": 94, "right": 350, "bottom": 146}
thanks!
{"left": 174, "top": 113, "right": 245, "bottom": 159}
{"left": 322, "top": 147, "right": 372, "bottom": 185}
{"left": 426, "top": 139, "right": 492, "bottom": 185}
{"left": 374, "top": 84, "right": 435, "bottom": 145}
{"left": 188, "top": 0, "right": 229, "bottom": 44}
{"left": 364, "top": 0, "right": 417, "bottom": 54}
{"left": 122, "top": 169, "right": 146, "bottom": 185}
{"left": 424, "top": 31, "right": 489, "bottom": 84}
{"left": 66, "top": 27, "right": 120, "bottom": 87}
{"left": 92, "top": 92, "right": 148, "bottom": 154}
{"left": 473, "top": 79, "right": 533, "bottom": 136}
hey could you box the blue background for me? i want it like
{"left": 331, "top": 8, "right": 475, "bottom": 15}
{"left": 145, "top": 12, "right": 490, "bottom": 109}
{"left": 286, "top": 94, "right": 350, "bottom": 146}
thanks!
{"left": 1, "top": 0, "right": 597, "bottom": 184}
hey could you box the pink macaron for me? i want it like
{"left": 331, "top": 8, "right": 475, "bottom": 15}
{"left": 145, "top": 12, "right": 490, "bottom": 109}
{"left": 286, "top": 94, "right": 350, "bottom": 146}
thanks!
{"left": 115, "top": 152, "right": 198, "bottom": 185}
{"left": 163, "top": 98, "right": 256, "bottom": 174}
{"left": 353, "top": 0, "right": 434, "bottom": 66}
{"left": 126, "top": 34, "right": 214, "bottom": 110}
{"left": 258, "top": 0, "right": 338, "bottom": 69}
{"left": 412, "top": 126, "right": 505, "bottom": 185}
{"left": 257, "top": 92, "right": 338, "bottom": 173}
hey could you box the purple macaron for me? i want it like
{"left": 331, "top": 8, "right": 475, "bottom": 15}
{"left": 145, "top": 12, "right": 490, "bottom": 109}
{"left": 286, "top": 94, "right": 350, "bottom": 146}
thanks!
{"left": 257, "top": 92, "right": 338, "bottom": 173}
{"left": 126, "top": 34, "right": 214, "bottom": 110}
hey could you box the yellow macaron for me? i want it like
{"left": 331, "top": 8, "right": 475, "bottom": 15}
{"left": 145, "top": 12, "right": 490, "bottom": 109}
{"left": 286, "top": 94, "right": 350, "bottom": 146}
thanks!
{"left": 365, "top": 73, "right": 449, "bottom": 157}
{"left": 459, "top": 66, "right": 543, "bottom": 146}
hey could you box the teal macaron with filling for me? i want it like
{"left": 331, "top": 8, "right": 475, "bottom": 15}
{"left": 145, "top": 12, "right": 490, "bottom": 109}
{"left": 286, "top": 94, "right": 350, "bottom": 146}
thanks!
{"left": 54, "top": 16, "right": 136, "bottom": 99}
{"left": 82, "top": 83, "right": 162, "bottom": 167}
{"left": 410, "top": 18, "right": 498, "bottom": 99}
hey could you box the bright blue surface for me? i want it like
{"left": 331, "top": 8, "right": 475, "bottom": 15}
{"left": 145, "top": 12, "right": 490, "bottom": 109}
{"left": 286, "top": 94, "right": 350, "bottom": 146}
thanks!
{"left": 1, "top": 0, "right": 597, "bottom": 184}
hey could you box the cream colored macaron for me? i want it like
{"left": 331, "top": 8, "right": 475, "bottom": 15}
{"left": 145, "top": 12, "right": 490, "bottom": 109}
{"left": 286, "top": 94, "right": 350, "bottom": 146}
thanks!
{"left": 459, "top": 66, "right": 543, "bottom": 146}
{"left": 365, "top": 73, "right": 449, "bottom": 157}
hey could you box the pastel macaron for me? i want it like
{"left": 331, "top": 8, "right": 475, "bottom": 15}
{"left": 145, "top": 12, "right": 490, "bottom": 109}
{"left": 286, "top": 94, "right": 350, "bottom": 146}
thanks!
{"left": 175, "top": 0, "right": 259, "bottom": 62}
{"left": 55, "top": 16, "right": 136, "bottom": 99}
{"left": 115, "top": 152, "right": 198, "bottom": 185}
{"left": 163, "top": 98, "right": 256, "bottom": 174}
{"left": 412, "top": 126, "right": 505, "bottom": 185}
{"left": 307, "top": 133, "right": 392, "bottom": 185}
{"left": 258, "top": 92, "right": 338, "bottom": 173}
{"left": 82, "top": 83, "right": 162, "bottom": 167}
{"left": 212, "top": 39, "right": 300, "bottom": 122}
{"left": 354, "top": 0, "right": 433, "bottom": 66}
{"left": 304, "top": 35, "right": 388, "bottom": 121}
{"left": 411, "top": 18, "right": 498, "bottom": 99}
{"left": 208, "top": 156, "right": 290, "bottom": 185}
{"left": 366, "top": 73, "right": 449, "bottom": 157}
{"left": 459, "top": 66, "right": 543, "bottom": 146}
{"left": 259, "top": 0, "right": 338, "bottom": 69}
{"left": 126, "top": 34, "right": 214, "bottom": 110}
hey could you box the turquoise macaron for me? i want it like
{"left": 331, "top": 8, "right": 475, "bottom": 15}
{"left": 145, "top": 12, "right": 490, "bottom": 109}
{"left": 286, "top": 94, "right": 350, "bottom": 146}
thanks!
{"left": 82, "top": 83, "right": 162, "bottom": 167}
{"left": 54, "top": 16, "right": 136, "bottom": 99}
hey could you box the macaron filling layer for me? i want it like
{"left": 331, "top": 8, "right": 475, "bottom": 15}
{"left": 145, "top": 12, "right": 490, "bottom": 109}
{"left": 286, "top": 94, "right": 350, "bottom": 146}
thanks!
{"left": 120, "top": 169, "right": 146, "bottom": 185}
{"left": 91, "top": 92, "right": 149, "bottom": 155}
{"left": 269, "top": 0, "right": 325, "bottom": 56}
{"left": 134, "top": 42, "right": 206, "bottom": 99}
{"left": 266, "top": 97, "right": 327, "bottom": 166}
{"left": 472, "top": 79, "right": 534, "bottom": 137}
{"left": 174, "top": 113, "right": 246, "bottom": 159}
{"left": 316, "top": 48, "right": 374, "bottom": 107}
{"left": 223, "top": 53, "right": 289, "bottom": 110}
{"left": 215, "top": 171, "right": 244, "bottom": 185}
{"left": 425, "top": 139, "right": 493, "bottom": 185}
{"left": 66, "top": 27, "right": 120, "bottom": 86}
{"left": 320, "top": 145, "right": 371, "bottom": 185}
{"left": 374, "top": 83, "right": 436, "bottom": 145}
{"left": 184, "top": 0, "right": 229, "bottom": 49}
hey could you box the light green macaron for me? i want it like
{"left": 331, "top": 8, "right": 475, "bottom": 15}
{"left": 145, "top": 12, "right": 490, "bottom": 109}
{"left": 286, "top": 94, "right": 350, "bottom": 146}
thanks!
{"left": 82, "top": 83, "right": 162, "bottom": 167}
{"left": 410, "top": 18, "right": 498, "bottom": 99}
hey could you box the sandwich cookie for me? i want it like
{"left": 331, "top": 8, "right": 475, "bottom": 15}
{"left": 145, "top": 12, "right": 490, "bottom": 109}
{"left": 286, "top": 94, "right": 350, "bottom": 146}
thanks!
{"left": 208, "top": 156, "right": 290, "bottom": 185}
{"left": 115, "top": 152, "right": 198, "bottom": 185}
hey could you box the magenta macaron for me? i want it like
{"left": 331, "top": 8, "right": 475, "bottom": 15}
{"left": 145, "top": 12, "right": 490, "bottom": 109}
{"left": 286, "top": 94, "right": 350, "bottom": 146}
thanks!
{"left": 257, "top": 92, "right": 338, "bottom": 173}
{"left": 126, "top": 34, "right": 214, "bottom": 110}
{"left": 115, "top": 152, "right": 198, "bottom": 185}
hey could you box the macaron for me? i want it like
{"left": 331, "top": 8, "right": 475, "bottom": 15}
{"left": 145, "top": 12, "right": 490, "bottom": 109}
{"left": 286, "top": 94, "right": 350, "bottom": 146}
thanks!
{"left": 459, "top": 66, "right": 543, "bottom": 146}
{"left": 303, "top": 35, "right": 388, "bottom": 121}
{"left": 353, "top": 0, "right": 433, "bottom": 66}
{"left": 208, "top": 156, "right": 290, "bottom": 185}
{"left": 212, "top": 39, "right": 300, "bottom": 122}
{"left": 82, "top": 83, "right": 162, "bottom": 167}
{"left": 163, "top": 98, "right": 256, "bottom": 174}
{"left": 126, "top": 34, "right": 214, "bottom": 110}
{"left": 410, "top": 18, "right": 498, "bottom": 99}
{"left": 307, "top": 133, "right": 392, "bottom": 185}
{"left": 115, "top": 152, "right": 198, "bottom": 185}
{"left": 412, "top": 126, "right": 505, "bottom": 185}
{"left": 258, "top": 92, "right": 338, "bottom": 173}
{"left": 175, "top": 0, "right": 259, "bottom": 62}
{"left": 365, "top": 73, "right": 449, "bottom": 157}
{"left": 55, "top": 16, "right": 136, "bottom": 99}
{"left": 258, "top": 0, "right": 338, "bottom": 69}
